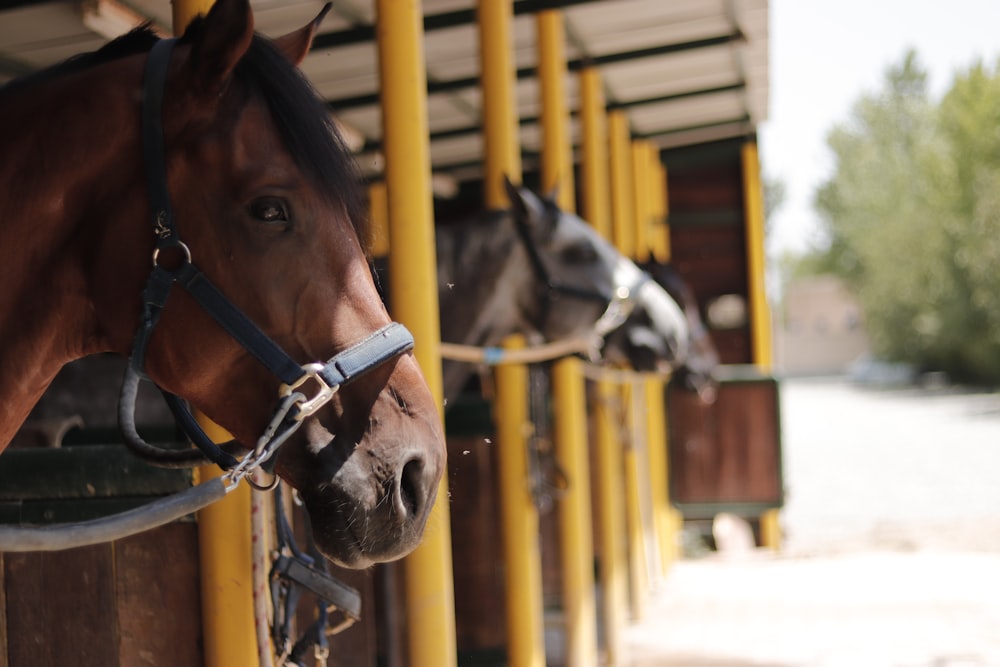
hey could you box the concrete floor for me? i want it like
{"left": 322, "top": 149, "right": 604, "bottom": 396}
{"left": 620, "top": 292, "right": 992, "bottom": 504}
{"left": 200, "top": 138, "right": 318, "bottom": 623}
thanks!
{"left": 624, "top": 378, "right": 1000, "bottom": 667}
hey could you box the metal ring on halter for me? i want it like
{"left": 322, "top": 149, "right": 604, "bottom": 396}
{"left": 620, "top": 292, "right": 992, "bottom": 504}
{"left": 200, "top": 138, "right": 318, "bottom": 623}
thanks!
{"left": 246, "top": 468, "right": 280, "bottom": 491}
{"left": 152, "top": 241, "right": 192, "bottom": 267}
{"left": 280, "top": 363, "right": 339, "bottom": 421}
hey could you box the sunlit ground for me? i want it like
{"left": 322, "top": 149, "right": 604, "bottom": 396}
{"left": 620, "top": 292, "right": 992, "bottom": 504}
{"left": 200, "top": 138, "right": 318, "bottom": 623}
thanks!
{"left": 626, "top": 377, "right": 1000, "bottom": 667}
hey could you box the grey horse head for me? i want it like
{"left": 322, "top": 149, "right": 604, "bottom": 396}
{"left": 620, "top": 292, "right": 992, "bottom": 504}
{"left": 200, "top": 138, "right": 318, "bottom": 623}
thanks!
{"left": 436, "top": 177, "right": 689, "bottom": 402}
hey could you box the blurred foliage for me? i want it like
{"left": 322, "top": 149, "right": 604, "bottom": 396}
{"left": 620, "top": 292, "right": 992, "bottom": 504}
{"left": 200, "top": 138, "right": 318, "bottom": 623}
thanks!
{"left": 804, "top": 51, "right": 1000, "bottom": 383}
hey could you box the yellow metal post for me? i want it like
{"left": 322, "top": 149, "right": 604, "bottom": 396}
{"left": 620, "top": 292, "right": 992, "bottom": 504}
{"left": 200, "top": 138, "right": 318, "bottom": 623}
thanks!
{"left": 172, "top": 2, "right": 258, "bottom": 665}
{"left": 579, "top": 67, "right": 612, "bottom": 240}
{"left": 741, "top": 140, "right": 781, "bottom": 550}
{"left": 621, "top": 382, "right": 648, "bottom": 621}
{"left": 375, "top": 2, "right": 458, "bottom": 664}
{"left": 537, "top": 9, "right": 574, "bottom": 210}
{"left": 495, "top": 337, "right": 546, "bottom": 667}
{"left": 552, "top": 358, "right": 598, "bottom": 667}
{"left": 479, "top": 0, "right": 522, "bottom": 206}
{"left": 608, "top": 111, "right": 635, "bottom": 259}
{"left": 537, "top": 13, "right": 598, "bottom": 666}
{"left": 594, "top": 379, "right": 629, "bottom": 666}
{"left": 631, "top": 141, "right": 650, "bottom": 264}
{"left": 650, "top": 156, "right": 671, "bottom": 264}
{"left": 741, "top": 141, "right": 772, "bottom": 373}
{"left": 479, "top": 2, "right": 543, "bottom": 665}
{"left": 643, "top": 377, "right": 673, "bottom": 577}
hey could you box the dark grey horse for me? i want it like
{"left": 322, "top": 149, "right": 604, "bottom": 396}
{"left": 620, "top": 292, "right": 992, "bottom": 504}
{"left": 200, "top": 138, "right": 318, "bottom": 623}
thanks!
{"left": 436, "top": 178, "right": 689, "bottom": 401}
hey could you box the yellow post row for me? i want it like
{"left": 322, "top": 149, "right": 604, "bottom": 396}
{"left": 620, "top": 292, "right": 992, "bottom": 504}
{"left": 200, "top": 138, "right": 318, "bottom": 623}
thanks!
{"left": 578, "top": 67, "right": 612, "bottom": 240}
{"left": 608, "top": 110, "right": 635, "bottom": 259}
{"left": 375, "top": 2, "right": 459, "bottom": 664}
{"left": 594, "top": 379, "right": 630, "bottom": 666}
{"left": 495, "top": 337, "right": 546, "bottom": 667}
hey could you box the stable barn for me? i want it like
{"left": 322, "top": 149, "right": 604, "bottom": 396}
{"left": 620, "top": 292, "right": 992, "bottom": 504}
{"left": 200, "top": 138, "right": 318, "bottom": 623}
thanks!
{"left": 0, "top": 1, "right": 777, "bottom": 665}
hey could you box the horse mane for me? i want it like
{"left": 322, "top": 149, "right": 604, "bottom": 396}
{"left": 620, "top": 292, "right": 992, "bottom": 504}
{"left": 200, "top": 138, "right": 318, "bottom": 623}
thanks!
{"left": 0, "top": 22, "right": 369, "bottom": 249}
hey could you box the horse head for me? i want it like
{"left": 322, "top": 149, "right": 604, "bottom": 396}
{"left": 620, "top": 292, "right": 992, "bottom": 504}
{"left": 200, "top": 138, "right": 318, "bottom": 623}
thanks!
{"left": 0, "top": 0, "right": 444, "bottom": 567}
{"left": 436, "top": 177, "right": 688, "bottom": 399}
{"left": 605, "top": 261, "right": 721, "bottom": 403}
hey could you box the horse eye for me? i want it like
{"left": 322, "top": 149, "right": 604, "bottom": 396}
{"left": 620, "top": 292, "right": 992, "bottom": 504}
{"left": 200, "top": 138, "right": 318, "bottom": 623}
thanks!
{"left": 561, "top": 242, "right": 599, "bottom": 264}
{"left": 249, "top": 197, "right": 289, "bottom": 225}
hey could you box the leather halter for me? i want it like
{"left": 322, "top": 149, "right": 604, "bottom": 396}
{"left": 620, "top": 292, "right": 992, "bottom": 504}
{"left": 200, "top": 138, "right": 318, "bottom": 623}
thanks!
{"left": 510, "top": 202, "right": 647, "bottom": 350}
{"left": 118, "top": 38, "right": 415, "bottom": 477}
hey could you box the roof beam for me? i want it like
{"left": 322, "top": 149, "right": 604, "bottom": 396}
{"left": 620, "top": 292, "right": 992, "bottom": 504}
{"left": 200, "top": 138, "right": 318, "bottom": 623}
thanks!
{"left": 327, "top": 31, "right": 743, "bottom": 112}
{"left": 312, "top": 0, "right": 606, "bottom": 50}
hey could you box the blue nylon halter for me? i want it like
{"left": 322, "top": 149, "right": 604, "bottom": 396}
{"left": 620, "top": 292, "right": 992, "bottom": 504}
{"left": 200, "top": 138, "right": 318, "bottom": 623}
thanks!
{"left": 118, "top": 38, "right": 414, "bottom": 472}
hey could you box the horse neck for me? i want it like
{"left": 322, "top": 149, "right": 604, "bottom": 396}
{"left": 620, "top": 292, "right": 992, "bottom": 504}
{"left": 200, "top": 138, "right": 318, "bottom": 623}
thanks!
{"left": 0, "top": 64, "right": 146, "bottom": 447}
{"left": 436, "top": 211, "right": 529, "bottom": 347}
{"left": 436, "top": 211, "right": 533, "bottom": 403}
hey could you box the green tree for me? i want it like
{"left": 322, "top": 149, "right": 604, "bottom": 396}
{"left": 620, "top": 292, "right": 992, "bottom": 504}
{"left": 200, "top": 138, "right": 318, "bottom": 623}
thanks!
{"left": 809, "top": 51, "right": 1000, "bottom": 383}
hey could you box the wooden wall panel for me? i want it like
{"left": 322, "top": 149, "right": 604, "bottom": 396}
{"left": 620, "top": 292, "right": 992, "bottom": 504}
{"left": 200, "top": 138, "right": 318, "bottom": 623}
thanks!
{"left": 115, "top": 524, "right": 202, "bottom": 666}
{"left": 446, "top": 434, "right": 506, "bottom": 653}
{"left": 667, "top": 380, "right": 783, "bottom": 515}
{"left": 5, "top": 545, "right": 119, "bottom": 667}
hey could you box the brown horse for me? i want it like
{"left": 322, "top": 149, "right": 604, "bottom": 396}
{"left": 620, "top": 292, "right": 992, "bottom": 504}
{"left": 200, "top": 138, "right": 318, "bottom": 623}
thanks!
{"left": 0, "top": 0, "right": 445, "bottom": 568}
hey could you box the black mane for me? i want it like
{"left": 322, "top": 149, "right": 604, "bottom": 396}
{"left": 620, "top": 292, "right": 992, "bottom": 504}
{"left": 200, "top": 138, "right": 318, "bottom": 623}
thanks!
{"left": 1, "top": 23, "right": 368, "bottom": 246}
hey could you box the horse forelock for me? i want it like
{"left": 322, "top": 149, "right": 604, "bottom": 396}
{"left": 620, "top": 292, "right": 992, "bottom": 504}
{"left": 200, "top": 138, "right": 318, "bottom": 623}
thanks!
{"left": 232, "top": 35, "right": 370, "bottom": 253}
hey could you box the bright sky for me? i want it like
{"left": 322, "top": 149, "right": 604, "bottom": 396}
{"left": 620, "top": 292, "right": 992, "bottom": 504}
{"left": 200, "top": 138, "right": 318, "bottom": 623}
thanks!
{"left": 758, "top": 0, "right": 1000, "bottom": 258}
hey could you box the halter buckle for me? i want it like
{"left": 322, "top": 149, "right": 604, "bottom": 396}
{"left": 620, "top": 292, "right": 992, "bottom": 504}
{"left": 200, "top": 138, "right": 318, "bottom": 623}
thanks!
{"left": 280, "top": 363, "right": 338, "bottom": 421}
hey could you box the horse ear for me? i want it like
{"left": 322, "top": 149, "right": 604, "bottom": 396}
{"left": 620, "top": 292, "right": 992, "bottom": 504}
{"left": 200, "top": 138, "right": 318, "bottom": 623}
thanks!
{"left": 185, "top": 0, "right": 254, "bottom": 94}
{"left": 271, "top": 3, "right": 331, "bottom": 66}
{"left": 504, "top": 176, "right": 555, "bottom": 237}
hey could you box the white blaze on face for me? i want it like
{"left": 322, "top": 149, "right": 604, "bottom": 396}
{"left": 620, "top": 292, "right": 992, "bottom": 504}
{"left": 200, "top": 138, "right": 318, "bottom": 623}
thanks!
{"left": 613, "top": 255, "right": 690, "bottom": 363}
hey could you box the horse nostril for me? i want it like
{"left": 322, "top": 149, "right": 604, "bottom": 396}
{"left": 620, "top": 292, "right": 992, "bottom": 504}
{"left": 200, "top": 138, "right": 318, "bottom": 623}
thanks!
{"left": 398, "top": 457, "right": 425, "bottom": 518}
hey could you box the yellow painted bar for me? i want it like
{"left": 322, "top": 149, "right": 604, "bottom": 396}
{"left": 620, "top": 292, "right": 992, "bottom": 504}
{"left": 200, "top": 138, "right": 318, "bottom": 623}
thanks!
{"left": 193, "top": 463, "right": 257, "bottom": 667}
{"left": 621, "top": 382, "right": 648, "bottom": 621}
{"left": 741, "top": 141, "right": 780, "bottom": 550}
{"left": 495, "top": 336, "right": 546, "bottom": 667}
{"left": 579, "top": 67, "right": 612, "bottom": 240}
{"left": 478, "top": 3, "right": 543, "bottom": 664}
{"left": 642, "top": 377, "right": 672, "bottom": 577}
{"left": 171, "top": 0, "right": 214, "bottom": 36}
{"left": 650, "top": 156, "right": 671, "bottom": 263}
{"left": 368, "top": 181, "right": 390, "bottom": 258}
{"left": 173, "top": 2, "right": 258, "bottom": 664}
{"left": 375, "top": 2, "right": 458, "bottom": 663}
{"left": 537, "top": 13, "right": 596, "bottom": 665}
{"left": 594, "top": 379, "right": 629, "bottom": 666}
{"left": 537, "top": 9, "right": 574, "bottom": 211}
{"left": 630, "top": 141, "right": 650, "bottom": 263}
{"left": 741, "top": 141, "right": 772, "bottom": 373}
{"left": 478, "top": 0, "right": 522, "bottom": 206}
{"left": 552, "top": 358, "right": 598, "bottom": 667}
{"left": 608, "top": 111, "right": 635, "bottom": 259}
